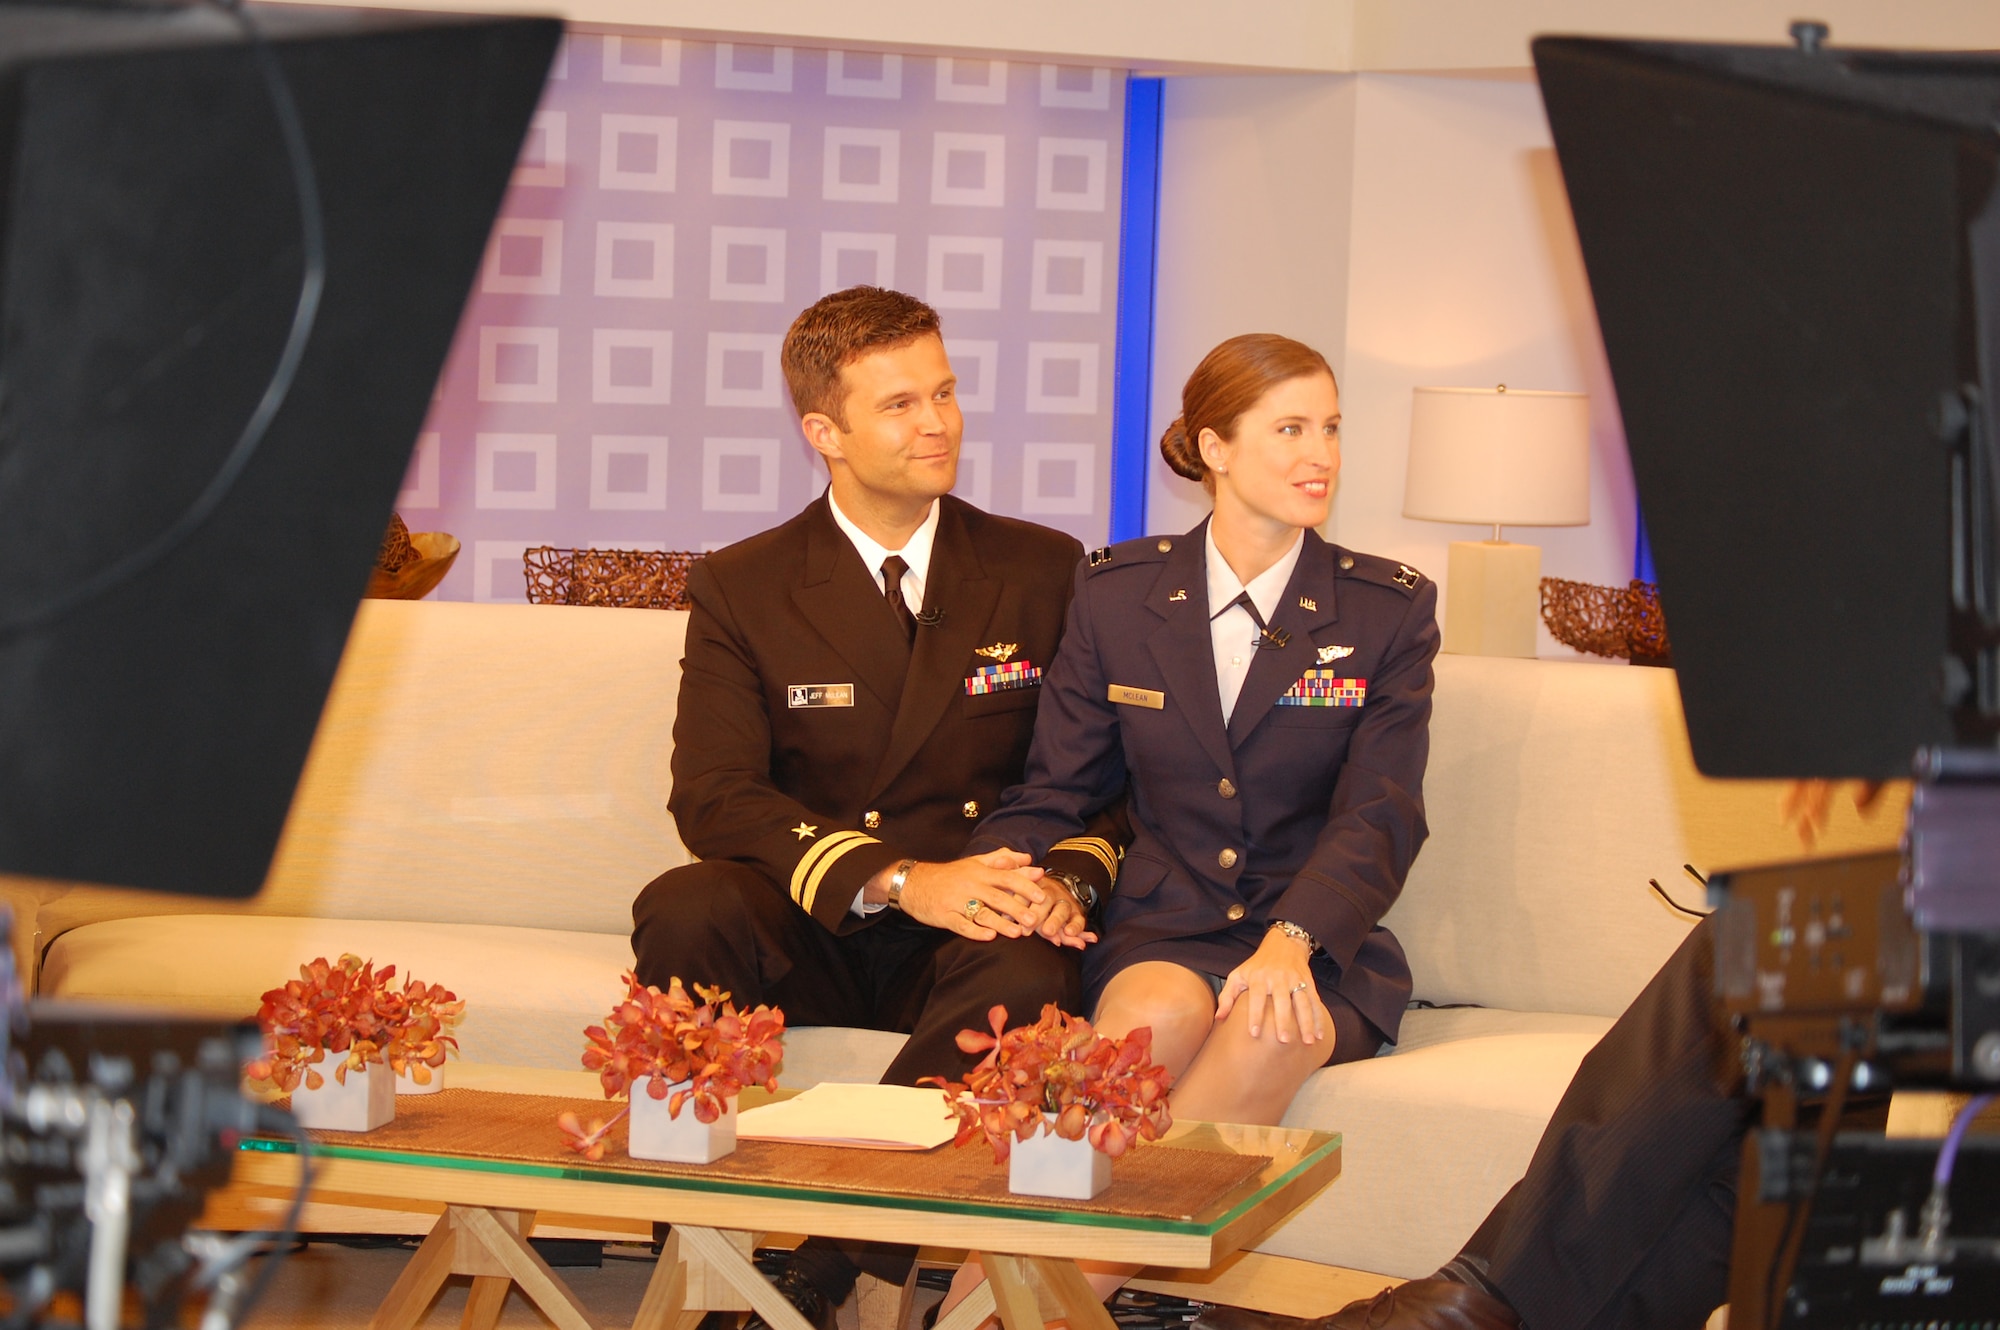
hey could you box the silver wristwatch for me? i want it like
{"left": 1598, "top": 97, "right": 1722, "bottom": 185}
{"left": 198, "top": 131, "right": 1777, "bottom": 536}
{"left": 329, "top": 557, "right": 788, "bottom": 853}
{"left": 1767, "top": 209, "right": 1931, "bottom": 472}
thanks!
{"left": 886, "top": 859, "right": 917, "bottom": 911}
{"left": 1043, "top": 869, "right": 1097, "bottom": 913}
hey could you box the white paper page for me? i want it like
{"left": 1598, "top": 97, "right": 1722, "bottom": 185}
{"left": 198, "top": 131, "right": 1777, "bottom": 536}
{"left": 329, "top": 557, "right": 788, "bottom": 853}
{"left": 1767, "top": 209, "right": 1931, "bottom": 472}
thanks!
{"left": 735, "top": 1082, "right": 957, "bottom": 1150}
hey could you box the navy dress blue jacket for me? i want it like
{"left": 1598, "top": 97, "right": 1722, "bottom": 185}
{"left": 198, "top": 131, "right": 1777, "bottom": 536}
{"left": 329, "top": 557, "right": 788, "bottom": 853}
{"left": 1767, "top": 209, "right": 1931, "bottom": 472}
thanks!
{"left": 968, "top": 522, "right": 1440, "bottom": 1043}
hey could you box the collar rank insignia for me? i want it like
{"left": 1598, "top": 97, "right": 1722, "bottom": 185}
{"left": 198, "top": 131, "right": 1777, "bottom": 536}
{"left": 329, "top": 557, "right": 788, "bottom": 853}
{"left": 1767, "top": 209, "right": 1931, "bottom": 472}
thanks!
{"left": 1088, "top": 546, "right": 1113, "bottom": 567}
{"left": 1395, "top": 564, "right": 1422, "bottom": 589}
{"left": 1168, "top": 588, "right": 1189, "bottom": 602}
{"left": 1318, "top": 645, "right": 1356, "bottom": 664}
{"left": 975, "top": 642, "right": 1017, "bottom": 663}
{"left": 1298, "top": 596, "right": 1317, "bottom": 611}
{"left": 792, "top": 823, "right": 818, "bottom": 840}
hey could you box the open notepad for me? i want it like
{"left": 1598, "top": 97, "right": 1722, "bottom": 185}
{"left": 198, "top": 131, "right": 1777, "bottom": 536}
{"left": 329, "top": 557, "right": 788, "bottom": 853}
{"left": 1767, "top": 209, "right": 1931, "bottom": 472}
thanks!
{"left": 734, "top": 1082, "right": 958, "bottom": 1150}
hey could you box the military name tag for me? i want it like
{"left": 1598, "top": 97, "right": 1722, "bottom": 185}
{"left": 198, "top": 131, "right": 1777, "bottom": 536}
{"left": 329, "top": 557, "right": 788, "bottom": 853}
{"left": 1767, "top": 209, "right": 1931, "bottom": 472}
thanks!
{"left": 787, "top": 684, "right": 854, "bottom": 709}
{"left": 1108, "top": 684, "right": 1165, "bottom": 710}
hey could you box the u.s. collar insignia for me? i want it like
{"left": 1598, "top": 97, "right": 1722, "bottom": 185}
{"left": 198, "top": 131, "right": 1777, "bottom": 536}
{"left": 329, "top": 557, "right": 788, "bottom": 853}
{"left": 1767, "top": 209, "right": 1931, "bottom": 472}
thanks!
{"left": 1168, "top": 588, "right": 1189, "bottom": 602}
{"left": 974, "top": 642, "right": 1018, "bottom": 663}
{"left": 1317, "top": 645, "right": 1356, "bottom": 664}
{"left": 1298, "top": 596, "right": 1317, "bottom": 611}
{"left": 792, "top": 823, "right": 818, "bottom": 840}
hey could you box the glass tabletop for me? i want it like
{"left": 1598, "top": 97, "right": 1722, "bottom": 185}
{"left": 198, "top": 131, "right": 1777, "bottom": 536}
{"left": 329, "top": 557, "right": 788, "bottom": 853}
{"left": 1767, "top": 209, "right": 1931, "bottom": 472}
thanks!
{"left": 241, "top": 1087, "right": 1339, "bottom": 1237}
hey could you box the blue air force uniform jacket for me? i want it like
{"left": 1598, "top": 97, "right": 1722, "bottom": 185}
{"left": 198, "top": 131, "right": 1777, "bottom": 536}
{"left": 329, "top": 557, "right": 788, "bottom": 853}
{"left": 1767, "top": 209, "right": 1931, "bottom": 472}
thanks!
{"left": 968, "top": 522, "right": 1440, "bottom": 1042}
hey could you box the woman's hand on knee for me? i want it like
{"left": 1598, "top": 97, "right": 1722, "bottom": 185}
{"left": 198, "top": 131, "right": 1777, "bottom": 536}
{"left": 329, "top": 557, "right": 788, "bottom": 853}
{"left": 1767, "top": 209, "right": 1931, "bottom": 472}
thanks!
{"left": 1215, "top": 928, "right": 1329, "bottom": 1047}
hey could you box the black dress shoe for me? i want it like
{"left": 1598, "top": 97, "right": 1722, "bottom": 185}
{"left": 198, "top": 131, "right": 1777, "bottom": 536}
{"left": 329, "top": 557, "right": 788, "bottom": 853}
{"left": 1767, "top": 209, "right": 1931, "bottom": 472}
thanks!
{"left": 741, "top": 1265, "right": 838, "bottom": 1330}
{"left": 1312, "top": 1279, "right": 1520, "bottom": 1330}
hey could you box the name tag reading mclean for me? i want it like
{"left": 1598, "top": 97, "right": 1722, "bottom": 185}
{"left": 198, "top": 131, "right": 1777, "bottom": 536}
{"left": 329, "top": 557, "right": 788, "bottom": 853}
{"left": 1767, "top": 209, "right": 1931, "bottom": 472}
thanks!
{"left": 787, "top": 684, "right": 855, "bottom": 709}
{"left": 1108, "top": 684, "right": 1165, "bottom": 710}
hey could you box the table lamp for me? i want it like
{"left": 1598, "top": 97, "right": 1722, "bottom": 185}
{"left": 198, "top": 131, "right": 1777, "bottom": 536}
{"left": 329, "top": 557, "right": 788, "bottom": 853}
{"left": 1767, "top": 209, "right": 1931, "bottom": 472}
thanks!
{"left": 1403, "top": 385, "right": 1591, "bottom": 657}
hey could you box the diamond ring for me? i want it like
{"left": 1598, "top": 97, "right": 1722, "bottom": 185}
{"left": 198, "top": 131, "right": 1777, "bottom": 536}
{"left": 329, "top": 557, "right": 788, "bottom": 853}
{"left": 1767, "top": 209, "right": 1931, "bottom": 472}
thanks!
{"left": 1290, "top": 981, "right": 1309, "bottom": 995}
{"left": 964, "top": 897, "right": 983, "bottom": 919}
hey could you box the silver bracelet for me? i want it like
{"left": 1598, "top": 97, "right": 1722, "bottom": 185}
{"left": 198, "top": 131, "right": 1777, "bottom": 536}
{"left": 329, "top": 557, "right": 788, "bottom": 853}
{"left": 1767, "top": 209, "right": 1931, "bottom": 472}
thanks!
{"left": 1269, "top": 919, "right": 1318, "bottom": 953}
{"left": 886, "top": 859, "right": 917, "bottom": 911}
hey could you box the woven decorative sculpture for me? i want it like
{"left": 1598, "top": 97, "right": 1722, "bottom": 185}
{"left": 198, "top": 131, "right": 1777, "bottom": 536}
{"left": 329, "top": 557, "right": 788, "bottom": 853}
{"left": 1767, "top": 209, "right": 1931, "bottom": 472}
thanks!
{"left": 523, "top": 547, "right": 704, "bottom": 610}
{"left": 1539, "top": 577, "right": 1673, "bottom": 664}
{"left": 377, "top": 513, "right": 418, "bottom": 574}
{"left": 366, "top": 513, "right": 459, "bottom": 600}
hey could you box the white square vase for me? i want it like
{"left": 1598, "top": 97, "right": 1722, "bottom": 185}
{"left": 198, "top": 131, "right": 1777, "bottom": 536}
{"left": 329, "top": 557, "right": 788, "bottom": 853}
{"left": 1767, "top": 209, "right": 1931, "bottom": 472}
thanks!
{"left": 1009, "top": 1121, "right": 1111, "bottom": 1200}
{"left": 395, "top": 1063, "right": 446, "bottom": 1095}
{"left": 290, "top": 1060, "right": 396, "bottom": 1132}
{"left": 627, "top": 1082, "right": 737, "bottom": 1163}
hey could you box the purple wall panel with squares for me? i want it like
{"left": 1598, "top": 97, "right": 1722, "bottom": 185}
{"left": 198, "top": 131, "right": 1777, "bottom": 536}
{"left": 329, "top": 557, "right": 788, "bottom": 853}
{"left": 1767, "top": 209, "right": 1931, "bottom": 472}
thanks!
{"left": 398, "top": 32, "right": 1126, "bottom": 602}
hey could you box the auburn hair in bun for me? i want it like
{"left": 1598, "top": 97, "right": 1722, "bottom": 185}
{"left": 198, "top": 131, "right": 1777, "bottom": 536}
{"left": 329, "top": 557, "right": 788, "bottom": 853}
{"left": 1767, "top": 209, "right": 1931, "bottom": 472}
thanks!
{"left": 1158, "top": 334, "right": 1336, "bottom": 492}
{"left": 1158, "top": 416, "right": 1205, "bottom": 482}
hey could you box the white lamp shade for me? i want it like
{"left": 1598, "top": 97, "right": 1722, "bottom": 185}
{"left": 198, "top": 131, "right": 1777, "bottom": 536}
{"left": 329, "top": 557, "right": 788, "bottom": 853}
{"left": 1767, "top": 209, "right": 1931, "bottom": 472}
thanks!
{"left": 1403, "top": 386, "right": 1591, "bottom": 527}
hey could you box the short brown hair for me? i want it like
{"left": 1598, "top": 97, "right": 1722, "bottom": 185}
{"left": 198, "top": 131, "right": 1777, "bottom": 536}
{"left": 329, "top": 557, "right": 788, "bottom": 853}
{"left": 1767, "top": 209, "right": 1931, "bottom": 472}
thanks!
{"left": 782, "top": 287, "right": 943, "bottom": 428}
{"left": 1160, "top": 334, "right": 1336, "bottom": 493}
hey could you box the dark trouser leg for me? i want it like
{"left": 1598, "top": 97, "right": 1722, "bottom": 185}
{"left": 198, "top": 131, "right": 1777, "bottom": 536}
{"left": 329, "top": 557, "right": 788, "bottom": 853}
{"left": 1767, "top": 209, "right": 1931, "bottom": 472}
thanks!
{"left": 1464, "top": 918, "right": 1749, "bottom": 1330}
{"left": 800, "top": 929, "right": 1085, "bottom": 1292}
{"left": 879, "top": 931, "right": 1084, "bottom": 1085}
{"left": 631, "top": 859, "right": 871, "bottom": 1024}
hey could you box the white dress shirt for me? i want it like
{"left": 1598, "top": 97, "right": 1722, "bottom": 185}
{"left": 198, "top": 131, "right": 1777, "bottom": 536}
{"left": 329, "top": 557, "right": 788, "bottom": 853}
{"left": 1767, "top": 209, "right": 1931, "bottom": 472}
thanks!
{"left": 826, "top": 488, "right": 941, "bottom": 914}
{"left": 827, "top": 488, "right": 939, "bottom": 613}
{"left": 1206, "top": 524, "right": 1305, "bottom": 721}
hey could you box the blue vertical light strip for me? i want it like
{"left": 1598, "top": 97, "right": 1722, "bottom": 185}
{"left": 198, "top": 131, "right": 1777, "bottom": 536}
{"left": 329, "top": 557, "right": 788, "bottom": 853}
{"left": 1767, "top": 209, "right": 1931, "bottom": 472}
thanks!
{"left": 1633, "top": 507, "right": 1657, "bottom": 583}
{"left": 1109, "top": 76, "right": 1164, "bottom": 542}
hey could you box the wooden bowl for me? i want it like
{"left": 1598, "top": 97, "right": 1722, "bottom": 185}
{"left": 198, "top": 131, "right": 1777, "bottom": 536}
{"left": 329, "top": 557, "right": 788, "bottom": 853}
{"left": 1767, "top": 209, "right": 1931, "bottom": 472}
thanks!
{"left": 366, "top": 532, "right": 460, "bottom": 600}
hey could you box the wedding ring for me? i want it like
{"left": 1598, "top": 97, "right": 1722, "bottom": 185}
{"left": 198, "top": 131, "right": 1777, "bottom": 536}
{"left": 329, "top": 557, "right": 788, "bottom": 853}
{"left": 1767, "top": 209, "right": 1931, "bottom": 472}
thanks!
{"left": 1290, "top": 981, "right": 1309, "bottom": 994}
{"left": 964, "top": 897, "right": 983, "bottom": 919}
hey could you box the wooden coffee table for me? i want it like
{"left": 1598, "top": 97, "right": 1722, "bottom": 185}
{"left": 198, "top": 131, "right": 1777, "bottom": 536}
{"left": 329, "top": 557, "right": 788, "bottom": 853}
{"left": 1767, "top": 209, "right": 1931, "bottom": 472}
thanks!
{"left": 223, "top": 1079, "right": 1340, "bottom": 1330}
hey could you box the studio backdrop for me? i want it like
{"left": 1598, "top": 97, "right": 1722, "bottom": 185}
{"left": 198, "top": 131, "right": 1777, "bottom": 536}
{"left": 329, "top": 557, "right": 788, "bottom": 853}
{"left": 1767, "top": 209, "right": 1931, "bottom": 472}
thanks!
{"left": 399, "top": 31, "right": 1131, "bottom": 601}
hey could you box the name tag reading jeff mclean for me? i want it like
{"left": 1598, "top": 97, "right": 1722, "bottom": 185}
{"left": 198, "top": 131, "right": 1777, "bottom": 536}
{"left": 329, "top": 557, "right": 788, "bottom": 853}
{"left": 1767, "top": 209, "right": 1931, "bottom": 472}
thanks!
{"left": 1108, "top": 684, "right": 1164, "bottom": 710}
{"left": 788, "top": 684, "right": 854, "bottom": 709}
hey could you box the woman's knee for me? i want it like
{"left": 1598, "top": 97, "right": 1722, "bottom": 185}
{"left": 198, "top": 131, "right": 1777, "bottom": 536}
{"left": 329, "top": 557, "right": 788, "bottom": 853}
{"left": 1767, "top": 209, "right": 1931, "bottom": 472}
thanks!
{"left": 1093, "top": 966, "right": 1217, "bottom": 1050}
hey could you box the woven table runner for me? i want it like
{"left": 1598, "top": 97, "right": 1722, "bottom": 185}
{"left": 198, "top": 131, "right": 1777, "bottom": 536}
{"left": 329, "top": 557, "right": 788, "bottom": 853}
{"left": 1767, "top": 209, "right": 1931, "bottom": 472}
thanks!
{"left": 290, "top": 1089, "right": 1271, "bottom": 1223}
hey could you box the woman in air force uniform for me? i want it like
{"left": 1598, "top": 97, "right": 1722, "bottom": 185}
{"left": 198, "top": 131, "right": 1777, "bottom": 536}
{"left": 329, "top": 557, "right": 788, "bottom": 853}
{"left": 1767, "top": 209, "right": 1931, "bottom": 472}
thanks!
{"left": 970, "top": 332, "right": 1441, "bottom": 1124}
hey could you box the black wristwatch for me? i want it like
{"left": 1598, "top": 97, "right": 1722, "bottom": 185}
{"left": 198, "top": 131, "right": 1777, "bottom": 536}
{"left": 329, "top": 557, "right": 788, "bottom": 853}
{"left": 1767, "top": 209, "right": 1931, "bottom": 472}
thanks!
{"left": 1042, "top": 869, "right": 1097, "bottom": 913}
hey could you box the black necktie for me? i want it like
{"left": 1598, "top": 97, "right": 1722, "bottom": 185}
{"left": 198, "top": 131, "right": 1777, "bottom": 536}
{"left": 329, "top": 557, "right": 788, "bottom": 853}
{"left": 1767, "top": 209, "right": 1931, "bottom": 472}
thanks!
{"left": 882, "top": 555, "right": 917, "bottom": 645}
{"left": 1223, "top": 591, "right": 1289, "bottom": 650}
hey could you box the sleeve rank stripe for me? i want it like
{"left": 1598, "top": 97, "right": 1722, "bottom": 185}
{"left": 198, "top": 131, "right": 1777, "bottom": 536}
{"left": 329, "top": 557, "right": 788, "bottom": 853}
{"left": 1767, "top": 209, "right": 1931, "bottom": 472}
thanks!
{"left": 1050, "top": 836, "right": 1119, "bottom": 883}
{"left": 792, "top": 831, "right": 877, "bottom": 914}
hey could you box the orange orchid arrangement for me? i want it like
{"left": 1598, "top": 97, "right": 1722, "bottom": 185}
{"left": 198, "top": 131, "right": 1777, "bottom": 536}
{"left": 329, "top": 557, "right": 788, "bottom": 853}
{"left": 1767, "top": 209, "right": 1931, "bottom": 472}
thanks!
{"left": 923, "top": 1003, "right": 1174, "bottom": 1162}
{"left": 558, "top": 974, "right": 785, "bottom": 1161}
{"left": 245, "top": 954, "right": 466, "bottom": 1093}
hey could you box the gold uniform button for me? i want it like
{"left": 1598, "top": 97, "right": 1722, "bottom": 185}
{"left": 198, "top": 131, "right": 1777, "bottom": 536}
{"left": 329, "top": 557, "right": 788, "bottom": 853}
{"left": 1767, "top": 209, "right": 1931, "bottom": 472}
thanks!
{"left": 1218, "top": 848, "right": 1238, "bottom": 869}
{"left": 1157, "top": 539, "right": 1173, "bottom": 553}
{"left": 963, "top": 800, "right": 980, "bottom": 819}
{"left": 1338, "top": 554, "right": 1355, "bottom": 571}
{"left": 1218, "top": 778, "right": 1237, "bottom": 799}
{"left": 863, "top": 811, "right": 881, "bottom": 829}
{"left": 1226, "top": 903, "right": 1247, "bottom": 921}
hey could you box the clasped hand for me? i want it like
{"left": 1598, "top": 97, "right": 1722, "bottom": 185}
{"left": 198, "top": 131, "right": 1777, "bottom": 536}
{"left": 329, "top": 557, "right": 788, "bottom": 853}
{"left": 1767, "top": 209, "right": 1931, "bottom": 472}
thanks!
{"left": 872, "top": 850, "right": 1097, "bottom": 948}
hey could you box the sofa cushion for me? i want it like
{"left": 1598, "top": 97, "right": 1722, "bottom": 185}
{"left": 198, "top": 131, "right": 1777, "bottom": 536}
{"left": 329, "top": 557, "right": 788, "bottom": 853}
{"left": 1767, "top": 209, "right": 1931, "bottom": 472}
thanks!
{"left": 1266, "top": 1005, "right": 1612, "bottom": 1277}
{"left": 42, "top": 914, "right": 923, "bottom": 1089}
{"left": 1390, "top": 655, "right": 1904, "bottom": 1018}
{"left": 43, "top": 915, "right": 637, "bottom": 1070}
{"left": 30, "top": 599, "right": 693, "bottom": 946}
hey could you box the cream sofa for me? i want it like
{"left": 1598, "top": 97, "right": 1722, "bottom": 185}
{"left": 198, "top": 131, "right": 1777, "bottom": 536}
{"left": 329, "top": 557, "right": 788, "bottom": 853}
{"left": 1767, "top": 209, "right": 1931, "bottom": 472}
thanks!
{"left": 1, "top": 598, "right": 1903, "bottom": 1303}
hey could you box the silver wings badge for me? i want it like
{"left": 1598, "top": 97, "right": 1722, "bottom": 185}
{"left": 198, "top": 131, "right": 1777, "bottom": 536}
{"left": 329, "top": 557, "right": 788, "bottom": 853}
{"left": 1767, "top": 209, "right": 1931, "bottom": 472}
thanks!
{"left": 1317, "top": 645, "right": 1356, "bottom": 664}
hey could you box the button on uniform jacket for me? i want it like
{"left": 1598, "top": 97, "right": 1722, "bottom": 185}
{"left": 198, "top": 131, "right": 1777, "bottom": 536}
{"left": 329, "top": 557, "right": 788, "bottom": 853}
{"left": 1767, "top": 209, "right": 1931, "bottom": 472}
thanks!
{"left": 969, "top": 522, "right": 1440, "bottom": 1041}
{"left": 669, "top": 493, "right": 1122, "bottom": 933}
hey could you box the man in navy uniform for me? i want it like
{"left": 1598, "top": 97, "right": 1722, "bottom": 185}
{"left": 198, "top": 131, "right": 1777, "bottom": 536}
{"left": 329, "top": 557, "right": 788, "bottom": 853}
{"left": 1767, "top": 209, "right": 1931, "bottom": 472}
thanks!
{"left": 632, "top": 286, "right": 1120, "bottom": 1327}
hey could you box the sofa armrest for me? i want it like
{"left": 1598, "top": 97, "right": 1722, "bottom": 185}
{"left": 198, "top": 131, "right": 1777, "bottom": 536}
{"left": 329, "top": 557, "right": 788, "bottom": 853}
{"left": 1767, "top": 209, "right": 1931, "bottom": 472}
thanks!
{"left": 0, "top": 875, "right": 75, "bottom": 994}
